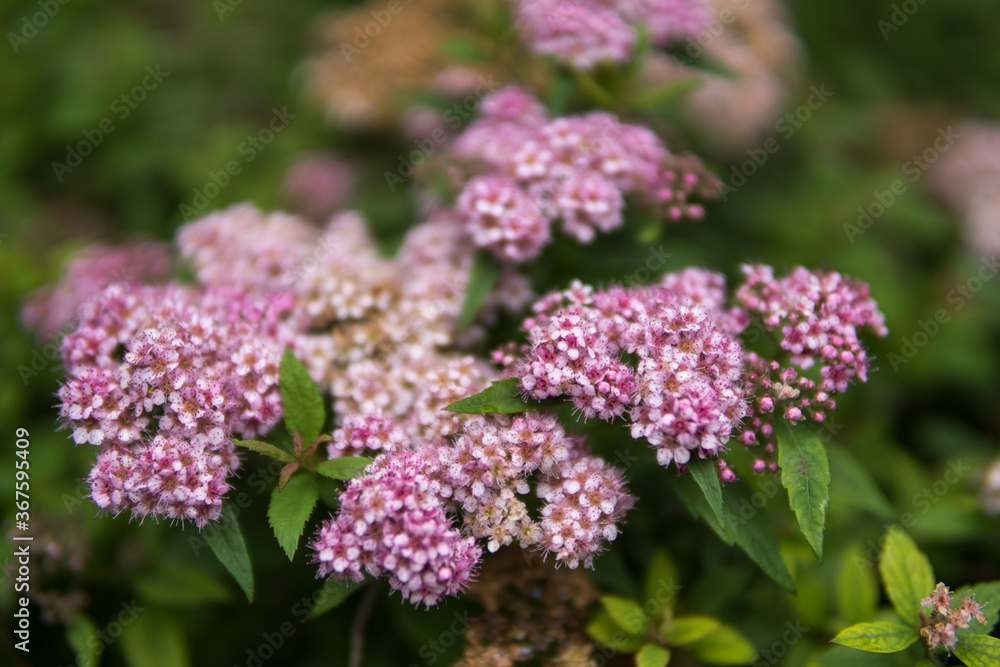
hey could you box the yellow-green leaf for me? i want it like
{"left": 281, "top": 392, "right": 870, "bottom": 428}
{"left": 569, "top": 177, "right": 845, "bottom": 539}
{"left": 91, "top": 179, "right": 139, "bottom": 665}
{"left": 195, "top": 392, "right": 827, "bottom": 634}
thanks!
{"left": 601, "top": 595, "right": 649, "bottom": 636}
{"left": 587, "top": 609, "right": 646, "bottom": 653}
{"left": 120, "top": 612, "right": 190, "bottom": 667}
{"left": 67, "top": 614, "right": 99, "bottom": 667}
{"left": 690, "top": 625, "right": 756, "bottom": 664}
{"left": 878, "top": 528, "right": 934, "bottom": 627}
{"left": 831, "top": 622, "right": 917, "bottom": 653}
{"left": 661, "top": 616, "right": 720, "bottom": 645}
{"left": 635, "top": 643, "right": 671, "bottom": 667}
{"left": 956, "top": 581, "right": 1000, "bottom": 636}
{"left": 644, "top": 550, "right": 680, "bottom": 619}
{"left": 837, "top": 544, "right": 878, "bottom": 625}
{"left": 953, "top": 634, "right": 1000, "bottom": 667}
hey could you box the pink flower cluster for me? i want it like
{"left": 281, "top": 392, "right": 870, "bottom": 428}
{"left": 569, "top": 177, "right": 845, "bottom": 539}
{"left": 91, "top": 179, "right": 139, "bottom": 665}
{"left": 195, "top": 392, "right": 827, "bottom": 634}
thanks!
{"left": 456, "top": 176, "right": 550, "bottom": 262}
{"left": 735, "top": 265, "right": 888, "bottom": 468}
{"left": 312, "top": 451, "right": 482, "bottom": 607}
{"left": 514, "top": 266, "right": 886, "bottom": 478}
{"left": 451, "top": 87, "right": 718, "bottom": 261}
{"left": 22, "top": 240, "right": 172, "bottom": 338}
{"left": 919, "top": 583, "right": 986, "bottom": 650}
{"left": 177, "top": 204, "right": 531, "bottom": 389}
{"left": 518, "top": 271, "right": 746, "bottom": 471}
{"left": 736, "top": 265, "right": 888, "bottom": 392}
{"left": 282, "top": 153, "right": 355, "bottom": 223}
{"left": 513, "top": 0, "right": 710, "bottom": 70}
{"left": 315, "top": 371, "right": 634, "bottom": 603}
{"left": 58, "top": 283, "right": 293, "bottom": 527}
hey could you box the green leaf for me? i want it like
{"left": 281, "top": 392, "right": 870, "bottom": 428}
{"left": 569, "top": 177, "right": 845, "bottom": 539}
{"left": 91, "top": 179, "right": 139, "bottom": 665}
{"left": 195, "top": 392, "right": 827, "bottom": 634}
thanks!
{"left": 571, "top": 66, "right": 615, "bottom": 109}
{"left": 690, "top": 625, "right": 756, "bottom": 664}
{"left": 629, "top": 78, "right": 702, "bottom": 113}
{"left": 830, "top": 622, "right": 918, "bottom": 653}
{"left": 687, "top": 456, "right": 726, "bottom": 528}
{"left": 814, "top": 644, "right": 913, "bottom": 667}
{"left": 683, "top": 51, "right": 738, "bottom": 79}
{"left": 672, "top": 479, "right": 796, "bottom": 591}
{"left": 310, "top": 578, "right": 368, "bottom": 619}
{"left": 953, "top": 634, "right": 1000, "bottom": 667}
{"left": 601, "top": 595, "right": 649, "bottom": 636}
{"left": 827, "top": 447, "right": 895, "bottom": 519}
{"left": 836, "top": 544, "right": 879, "bottom": 625}
{"left": 587, "top": 610, "right": 646, "bottom": 653}
{"left": 661, "top": 616, "right": 720, "bottom": 645}
{"left": 777, "top": 421, "right": 831, "bottom": 559}
{"left": 279, "top": 347, "right": 326, "bottom": 445}
{"left": 644, "top": 550, "right": 680, "bottom": 619}
{"left": 234, "top": 439, "right": 295, "bottom": 464}
{"left": 445, "top": 377, "right": 537, "bottom": 414}
{"left": 204, "top": 503, "right": 254, "bottom": 603}
{"left": 314, "top": 456, "right": 373, "bottom": 481}
{"left": 721, "top": 483, "right": 797, "bottom": 592}
{"left": 134, "top": 563, "right": 231, "bottom": 606}
{"left": 625, "top": 22, "right": 651, "bottom": 78}
{"left": 635, "top": 643, "right": 671, "bottom": 667}
{"left": 67, "top": 614, "right": 99, "bottom": 667}
{"left": 121, "top": 612, "right": 190, "bottom": 667}
{"left": 458, "top": 251, "right": 501, "bottom": 331}
{"left": 878, "top": 528, "right": 934, "bottom": 627}
{"left": 670, "top": 475, "right": 733, "bottom": 545}
{"left": 588, "top": 610, "right": 625, "bottom": 645}
{"left": 268, "top": 473, "right": 320, "bottom": 561}
{"left": 956, "top": 581, "right": 1000, "bottom": 635}
{"left": 546, "top": 68, "right": 576, "bottom": 117}
{"left": 590, "top": 547, "right": 642, "bottom": 599}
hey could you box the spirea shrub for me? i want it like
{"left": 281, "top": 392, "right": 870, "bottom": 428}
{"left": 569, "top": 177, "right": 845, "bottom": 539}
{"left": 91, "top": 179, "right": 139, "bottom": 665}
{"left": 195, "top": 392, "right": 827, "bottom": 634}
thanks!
{"left": 40, "top": 88, "right": 891, "bottom": 644}
{"left": 44, "top": 84, "right": 890, "bottom": 603}
{"left": 26, "top": 4, "right": 1000, "bottom": 665}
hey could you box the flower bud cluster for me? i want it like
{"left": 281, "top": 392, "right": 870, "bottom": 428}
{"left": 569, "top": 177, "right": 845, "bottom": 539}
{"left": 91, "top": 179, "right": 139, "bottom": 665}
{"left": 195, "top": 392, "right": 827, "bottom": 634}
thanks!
{"left": 735, "top": 265, "right": 887, "bottom": 468}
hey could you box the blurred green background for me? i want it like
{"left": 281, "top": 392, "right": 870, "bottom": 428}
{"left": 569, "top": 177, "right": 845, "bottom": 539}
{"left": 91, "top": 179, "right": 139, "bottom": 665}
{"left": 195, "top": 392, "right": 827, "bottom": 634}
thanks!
{"left": 2, "top": 0, "right": 999, "bottom": 665}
